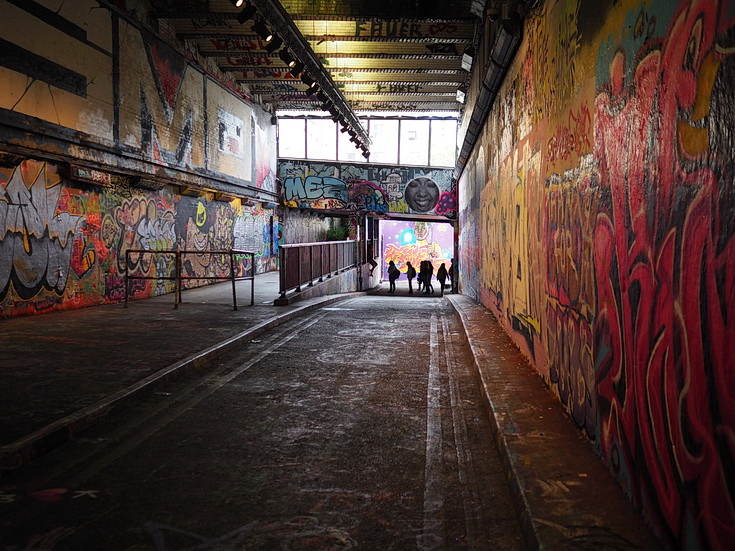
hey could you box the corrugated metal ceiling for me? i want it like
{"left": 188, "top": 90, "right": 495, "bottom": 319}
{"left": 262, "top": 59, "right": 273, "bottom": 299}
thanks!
{"left": 149, "top": 0, "right": 481, "bottom": 114}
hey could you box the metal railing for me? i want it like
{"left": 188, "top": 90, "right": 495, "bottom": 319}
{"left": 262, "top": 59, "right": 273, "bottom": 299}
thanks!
{"left": 278, "top": 240, "right": 355, "bottom": 299}
{"left": 124, "top": 249, "right": 256, "bottom": 310}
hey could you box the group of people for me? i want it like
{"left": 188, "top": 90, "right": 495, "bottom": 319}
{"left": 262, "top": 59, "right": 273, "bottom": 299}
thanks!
{"left": 387, "top": 259, "right": 453, "bottom": 297}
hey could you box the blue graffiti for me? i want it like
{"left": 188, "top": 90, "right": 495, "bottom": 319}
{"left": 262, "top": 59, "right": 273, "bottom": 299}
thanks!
{"left": 283, "top": 176, "right": 348, "bottom": 204}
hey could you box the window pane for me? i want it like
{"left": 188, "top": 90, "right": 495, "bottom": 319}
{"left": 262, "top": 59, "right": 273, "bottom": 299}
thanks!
{"left": 368, "top": 119, "right": 398, "bottom": 164}
{"left": 338, "top": 129, "right": 361, "bottom": 162}
{"left": 306, "top": 118, "right": 337, "bottom": 160}
{"left": 278, "top": 119, "right": 305, "bottom": 158}
{"left": 399, "top": 119, "right": 429, "bottom": 166}
{"left": 430, "top": 120, "right": 457, "bottom": 167}
{"left": 338, "top": 119, "right": 369, "bottom": 162}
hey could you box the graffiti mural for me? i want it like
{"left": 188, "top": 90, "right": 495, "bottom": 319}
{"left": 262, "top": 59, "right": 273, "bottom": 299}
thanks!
{"left": 233, "top": 202, "right": 278, "bottom": 273}
{"left": 254, "top": 108, "right": 278, "bottom": 194}
{"left": 278, "top": 160, "right": 454, "bottom": 216}
{"left": 545, "top": 154, "right": 599, "bottom": 437}
{"left": 593, "top": 1, "right": 735, "bottom": 548}
{"left": 382, "top": 220, "right": 453, "bottom": 278}
{"left": 0, "top": 162, "right": 83, "bottom": 308}
{"left": 0, "top": 160, "right": 279, "bottom": 318}
{"left": 279, "top": 209, "right": 328, "bottom": 245}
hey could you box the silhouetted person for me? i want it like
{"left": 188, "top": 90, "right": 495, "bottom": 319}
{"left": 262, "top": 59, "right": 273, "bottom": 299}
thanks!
{"left": 422, "top": 261, "right": 434, "bottom": 295}
{"left": 387, "top": 260, "right": 400, "bottom": 293}
{"left": 406, "top": 261, "right": 416, "bottom": 294}
{"left": 449, "top": 257, "right": 455, "bottom": 291}
{"left": 437, "top": 263, "right": 448, "bottom": 297}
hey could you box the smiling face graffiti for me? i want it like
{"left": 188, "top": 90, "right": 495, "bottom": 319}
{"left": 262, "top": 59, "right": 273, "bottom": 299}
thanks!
{"left": 404, "top": 177, "right": 440, "bottom": 213}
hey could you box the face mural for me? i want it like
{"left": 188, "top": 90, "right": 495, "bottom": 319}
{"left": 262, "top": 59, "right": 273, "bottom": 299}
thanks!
{"left": 404, "top": 177, "right": 440, "bottom": 213}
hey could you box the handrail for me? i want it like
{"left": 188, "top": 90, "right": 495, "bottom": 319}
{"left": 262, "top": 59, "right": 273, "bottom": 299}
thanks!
{"left": 278, "top": 240, "right": 356, "bottom": 299}
{"left": 124, "top": 249, "right": 256, "bottom": 310}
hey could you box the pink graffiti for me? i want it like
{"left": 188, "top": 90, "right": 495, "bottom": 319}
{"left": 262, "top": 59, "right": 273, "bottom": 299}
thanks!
{"left": 435, "top": 189, "right": 457, "bottom": 215}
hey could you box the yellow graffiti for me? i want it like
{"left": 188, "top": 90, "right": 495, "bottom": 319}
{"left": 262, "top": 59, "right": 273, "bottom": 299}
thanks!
{"left": 678, "top": 49, "right": 719, "bottom": 158}
{"left": 195, "top": 202, "right": 207, "bottom": 226}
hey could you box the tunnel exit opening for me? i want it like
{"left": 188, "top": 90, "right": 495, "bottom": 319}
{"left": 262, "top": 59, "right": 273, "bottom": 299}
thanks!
{"left": 379, "top": 219, "right": 454, "bottom": 282}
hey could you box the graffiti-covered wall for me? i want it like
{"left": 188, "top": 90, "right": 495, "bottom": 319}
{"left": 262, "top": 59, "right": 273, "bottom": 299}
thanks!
{"left": 458, "top": 1, "right": 735, "bottom": 549}
{"left": 278, "top": 160, "right": 456, "bottom": 216}
{"left": 0, "top": 159, "right": 278, "bottom": 318}
{"left": 0, "top": 0, "right": 289, "bottom": 317}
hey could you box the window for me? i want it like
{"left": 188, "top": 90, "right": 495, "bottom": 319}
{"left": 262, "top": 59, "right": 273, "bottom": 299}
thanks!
{"left": 339, "top": 118, "right": 368, "bottom": 162}
{"left": 429, "top": 119, "right": 457, "bottom": 167}
{"left": 277, "top": 119, "right": 305, "bottom": 158}
{"left": 306, "top": 118, "right": 336, "bottom": 160}
{"left": 276, "top": 111, "right": 457, "bottom": 167}
{"left": 399, "top": 119, "right": 429, "bottom": 166}
{"left": 367, "top": 119, "right": 398, "bottom": 164}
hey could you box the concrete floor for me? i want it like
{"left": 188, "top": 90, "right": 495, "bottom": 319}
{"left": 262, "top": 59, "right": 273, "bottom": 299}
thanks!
{"left": 0, "top": 296, "right": 526, "bottom": 550}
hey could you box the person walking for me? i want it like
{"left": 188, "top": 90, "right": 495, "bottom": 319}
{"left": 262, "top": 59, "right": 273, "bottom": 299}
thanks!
{"left": 449, "top": 257, "right": 455, "bottom": 292}
{"left": 423, "top": 261, "right": 434, "bottom": 295}
{"left": 387, "top": 260, "right": 400, "bottom": 293}
{"left": 436, "top": 262, "right": 448, "bottom": 297}
{"left": 417, "top": 261, "right": 425, "bottom": 293}
{"left": 406, "top": 261, "right": 416, "bottom": 294}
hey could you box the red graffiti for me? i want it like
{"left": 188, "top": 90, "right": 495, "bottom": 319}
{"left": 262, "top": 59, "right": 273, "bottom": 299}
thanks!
{"left": 594, "top": 2, "right": 735, "bottom": 549}
{"left": 225, "top": 56, "right": 272, "bottom": 67}
{"left": 428, "top": 22, "right": 457, "bottom": 35}
{"left": 545, "top": 103, "right": 592, "bottom": 164}
{"left": 209, "top": 38, "right": 258, "bottom": 51}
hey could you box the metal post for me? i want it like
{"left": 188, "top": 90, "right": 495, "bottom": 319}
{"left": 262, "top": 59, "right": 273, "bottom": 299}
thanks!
{"left": 308, "top": 245, "right": 314, "bottom": 287}
{"left": 295, "top": 247, "right": 302, "bottom": 292}
{"left": 279, "top": 247, "right": 287, "bottom": 300}
{"left": 230, "top": 250, "right": 238, "bottom": 311}
{"left": 250, "top": 252, "right": 255, "bottom": 306}
{"left": 318, "top": 243, "right": 324, "bottom": 283}
{"left": 175, "top": 251, "right": 181, "bottom": 309}
{"left": 124, "top": 250, "right": 129, "bottom": 307}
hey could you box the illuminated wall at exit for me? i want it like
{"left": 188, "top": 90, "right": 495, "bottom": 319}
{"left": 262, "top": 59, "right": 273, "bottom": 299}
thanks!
{"left": 381, "top": 220, "right": 453, "bottom": 278}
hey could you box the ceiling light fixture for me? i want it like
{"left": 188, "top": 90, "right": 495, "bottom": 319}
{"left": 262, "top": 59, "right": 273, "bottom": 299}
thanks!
{"left": 236, "top": 2, "right": 257, "bottom": 23}
{"left": 230, "top": 0, "right": 245, "bottom": 7}
{"left": 300, "top": 73, "right": 314, "bottom": 86}
{"left": 251, "top": 21, "right": 272, "bottom": 41}
{"left": 278, "top": 48, "right": 295, "bottom": 67}
{"left": 461, "top": 47, "right": 474, "bottom": 72}
{"left": 289, "top": 61, "right": 304, "bottom": 77}
{"left": 316, "top": 90, "right": 329, "bottom": 104}
{"left": 305, "top": 82, "right": 319, "bottom": 96}
{"left": 265, "top": 35, "right": 283, "bottom": 53}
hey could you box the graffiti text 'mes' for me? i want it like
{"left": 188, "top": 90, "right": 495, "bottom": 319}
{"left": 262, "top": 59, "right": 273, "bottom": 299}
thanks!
{"left": 283, "top": 176, "right": 348, "bottom": 205}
